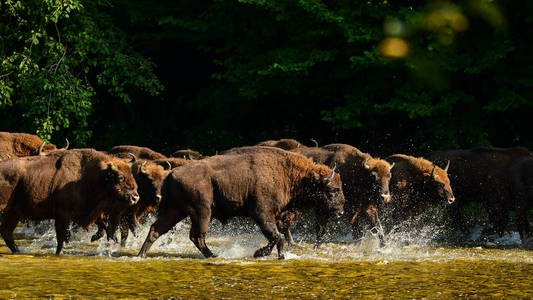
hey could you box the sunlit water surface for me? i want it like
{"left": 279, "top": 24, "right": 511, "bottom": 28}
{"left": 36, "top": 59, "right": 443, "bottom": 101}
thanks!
{"left": 1, "top": 216, "right": 532, "bottom": 299}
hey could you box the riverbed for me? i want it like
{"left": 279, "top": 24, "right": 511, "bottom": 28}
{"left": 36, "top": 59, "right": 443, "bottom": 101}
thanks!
{"left": 1, "top": 218, "right": 532, "bottom": 298}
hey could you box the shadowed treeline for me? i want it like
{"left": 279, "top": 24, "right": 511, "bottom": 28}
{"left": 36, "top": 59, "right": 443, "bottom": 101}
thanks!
{"left": 1, "top": 0, "right": 532, "bottom": 157}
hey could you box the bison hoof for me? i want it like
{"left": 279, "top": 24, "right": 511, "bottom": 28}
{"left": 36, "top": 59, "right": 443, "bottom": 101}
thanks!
{"left": 253, "top": 247, "right": 272, "bottom": 258}
{"left": 90, "top": 233, "right": 102, "bottom": 242}
{"left": 278, "top": 254, "right": 285, "bottom": 260}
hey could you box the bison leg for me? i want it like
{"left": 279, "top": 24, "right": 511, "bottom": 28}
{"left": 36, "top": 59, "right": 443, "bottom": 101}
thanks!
{"left": 254, "top": 217, "right": 285, "bottom": 259}
{"left": 138, "top": 209, "right": 185, "bottom": 258}
{"left": 0, "top": 211, "right": 21, "bottom": 253}
{"left": 90, "top": 219, "right": 108, "bottom": 242}
{"left": 283, "top": 228, "right": 295, "bottom": 246}
{"left": 314, "top": 214, "right": 329, "bottom": 249}
{"left": 365, "top": 205, "right": 385, "bottom": 247}
{"left": 189, "top": 210, "right": 216, "bottom": 258}
{"left": 119, "top": 221, "right": 129, "bottom": 248}
{"left": 54, "top": 218, "right": 70, "bottom": 255}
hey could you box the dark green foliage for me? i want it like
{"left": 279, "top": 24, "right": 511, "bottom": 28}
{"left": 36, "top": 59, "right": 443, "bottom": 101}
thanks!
{"left": 1, "top": 0, "right": 532, "bottom": 155}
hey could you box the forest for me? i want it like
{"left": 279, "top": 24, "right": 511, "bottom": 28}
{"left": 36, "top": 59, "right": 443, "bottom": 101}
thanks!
{"left": 1, "top": 0, "right": 532, "bottom": 157}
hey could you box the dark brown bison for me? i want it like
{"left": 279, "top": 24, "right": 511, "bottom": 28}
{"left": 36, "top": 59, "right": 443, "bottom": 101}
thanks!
{"left": 427, "top": 147, "right": 529, "bottom": 236}
{"left": 108, "top": 145, "right": 167, "bottom": 160}
{"left": 171, "top": 149, "right": 204, "bottom": 160}
{"left": 91, "top": 158, "right": 173, "bottom": 246}
{"left": 290, "top": 144, "right": 393, "bottom": 246}
{"left": 138, "top": 146, "right": 345, "bottom": 259}
{"left": 0, "top": 149, "right": 139, "bottom": 254}
{"left": 384, "top": 154, "right": 454, "bottom": 226}
{"left": 0, "top": 131, "right": 68, "bottom": 159}
{"left": 509, "top": 155, "right": 533, "bottom": 244}
{"left": 255, "top": 138, "right": 306, "bottom": 150}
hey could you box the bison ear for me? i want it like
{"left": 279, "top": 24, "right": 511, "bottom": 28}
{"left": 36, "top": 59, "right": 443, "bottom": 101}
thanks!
{"left": 310, "top": 171, "right": 320, "bottom": 181}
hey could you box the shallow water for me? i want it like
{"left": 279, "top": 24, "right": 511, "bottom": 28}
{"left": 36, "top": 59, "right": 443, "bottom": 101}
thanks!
{"left": 1, "top": 218, "right": 532, "bottom": 299}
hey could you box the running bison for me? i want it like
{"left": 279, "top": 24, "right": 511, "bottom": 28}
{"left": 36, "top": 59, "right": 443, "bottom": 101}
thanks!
{"left": 91, "top": 158, "right": 173, "bottom": 246}
{"left": 108, "top": 145, "right": 167, "bottom": 160}
{"left": 291, "top": 144, "right": 394, "bottom": 247}
{"left": 0, "top": 131, "right": 68, "bottom": 159}
{"left": 509, "top": 155, "right": 533, "bottom": 244}
{"left": 0, "top": 149, "right": 139, "bottom": 254}
{"left": 427, "top": 147, "right": 529, "bottom": 236}
{"left": 383, "top": 154, "right": 454, "bottom": 227}
{"left": 138, "top": 146, "right": 345, "bottom": 259}
{"left": 255, "top": 138, "right": 305, "bottom": 150}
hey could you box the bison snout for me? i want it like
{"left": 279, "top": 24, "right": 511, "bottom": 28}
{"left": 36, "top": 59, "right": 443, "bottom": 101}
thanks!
{"left": 155, "top": 194, "right": 162, "bottom": 203}
{"left": 381, "top": 193, "right": 391, "bottom": 203}
{"left": 447, "top": 196, "right": 455, "bottom": 205}
{"left": 130, "top": 194, "right": 140, "bottom": 205}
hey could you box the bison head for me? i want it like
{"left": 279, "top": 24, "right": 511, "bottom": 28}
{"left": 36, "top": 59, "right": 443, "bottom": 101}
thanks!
{"left": 132, "top": 160, "right": 171, "bottom": 206}
{"left": 424, "top": 162, "right": 455, "bottom": 206}
{"left": 102, "top": 160, "right": 140, "bottom": 206}
{"left": 308, "top": 165, "right": 345, "bottom": 218}
{"left": 362, "top": 157, "right": 394, "bottom": 206}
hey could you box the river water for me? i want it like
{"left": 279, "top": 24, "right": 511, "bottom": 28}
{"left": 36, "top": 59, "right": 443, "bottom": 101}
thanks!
{"left": 1, "top": 216, "right": 532, "bottom": 299}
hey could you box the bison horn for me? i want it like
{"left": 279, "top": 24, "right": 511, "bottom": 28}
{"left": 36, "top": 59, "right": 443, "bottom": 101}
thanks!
{"left": 38, "top": 141, "right": 46, "bottom": 156}
{"left": 431, "top": 165, "right": 438, "bottom": 179}
{"left": 59, "top": 138, "right": 69, "bottom": 150}
{"left": 165, "top": 161, "right": 172, "bottom": 170}
{"left": 128, "top": 153, "right": 137, "bottom": 163}
{"left": 188, "top": 153, "right": 194, "bottom": 160}
{"left": 389, "top": 162, "right": 395, "bottom": 170}
{"left": 296, "top": 143, "right": 300, "bottom": 148}
{"left": 444, "top": 160, "right": 450, "bottom": 173}
{"left": 325, "top": 163, "right": 336, "bottom": 183}
{"left": 363, "top": 157, "right": 370, "bottom": 169}
{"left": 310, "top": 138, "right": 318, "bottom": 147}
{"left": 141, "top": 161, "right": 148, "bottom": 174}
{"left": 108, "top": 162, "right": 118, "bottom": 171}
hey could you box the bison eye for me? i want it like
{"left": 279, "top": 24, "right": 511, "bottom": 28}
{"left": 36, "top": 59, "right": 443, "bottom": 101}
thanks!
{"left": 118, "top": 174, "right": 125, "bottom": 182}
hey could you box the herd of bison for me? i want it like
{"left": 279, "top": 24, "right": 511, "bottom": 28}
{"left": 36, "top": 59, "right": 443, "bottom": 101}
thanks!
{"left": 0, "top": 132, "right": 532, "bottom": 259}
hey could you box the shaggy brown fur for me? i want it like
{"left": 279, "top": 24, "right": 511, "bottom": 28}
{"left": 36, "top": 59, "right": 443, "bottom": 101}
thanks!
{"left": 153, "top": 157, "right": 191, "bottom": 169}
{"left": 0, "top": 132, "right": 59, "bottom": 159}
{"left": 291, "top": 143, "right": 393, "bottom": 246}
{"left": 171, "top": 149, "right": 204, "bottom": 160}
{"left": 427, "top": 147, "right": 530, "bottom": 236}
{"left": 0, "top": 149, "right": 139, "bottom": 254}
{"left": 138, "top": 146, "right": 345, "bottom": 259}
{"left": 509, "top": 155, "right": 533, "bottom": 243}
{"left": 385, "top": 154, "right": 454, "bottom": 225}
{"left": 108, "top": 145, "right": 167, "bottom": 160}
{"left": 255, "top": 138, "right": 306, "bottom": 150}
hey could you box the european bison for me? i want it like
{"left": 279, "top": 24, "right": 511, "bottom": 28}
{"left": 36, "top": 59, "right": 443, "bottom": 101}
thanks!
{"left": 108, "top": 145, "right": 167, "bottom": 160}
{"left": 291, "top": 144, "right": 394, "bottom": 246}
{"left": 255, "top": 138, "right": 305, "bottom": 150}
{"left": 384, "top": 154, "right": 454, "bottom": 225}
{"left": 0, "top": 131, "right": 67, "bottom": 159}
{"left": 138, "top": 146, "right": 345, "bottom": 259}
{"left": 509, "top": 155, "right": 533, "bottom": 244}
{"left": 91, "top": 158, "right": 173, "bottom": 245}
{"left": 427, "top": 147, "right": 530, "bottom": 236}
{"left": 0, "top": 149, "right": 139, "bottom": 254}
{"left": 171, "top": 149, "right": 204, "bottom": 160}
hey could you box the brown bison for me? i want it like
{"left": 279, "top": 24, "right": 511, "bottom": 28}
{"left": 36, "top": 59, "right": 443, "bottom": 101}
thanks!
{"left": 0, "top": 131, "right": 68, "bottom": 159}
{"left": 290, "top": 144, "right": 394, "bottom": 246}
{"left": 138, "top": 146, "right": 345, "bottom": 259}
{"left": 508, "top": 155, "right": 533, "bottom": 244}
{"left": 108, "top": 145, "right": 167, "bottom": 160}
{"left": 427, "top": 147, "right": 529, "bottom": 236}
{"left": 255, "top": 138, "right": 306, "bottom": 150}
{"left": 0, "top": 149, "right": 139, "bottom": 254}
{"left": 171, "top": 149, "right": 204, "bottom": 160}
{"left": 384, "top": 154, "right": 454, "bottom": 226}
{"left": 91, "top": 157, "right": 178, "bottom": 245}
